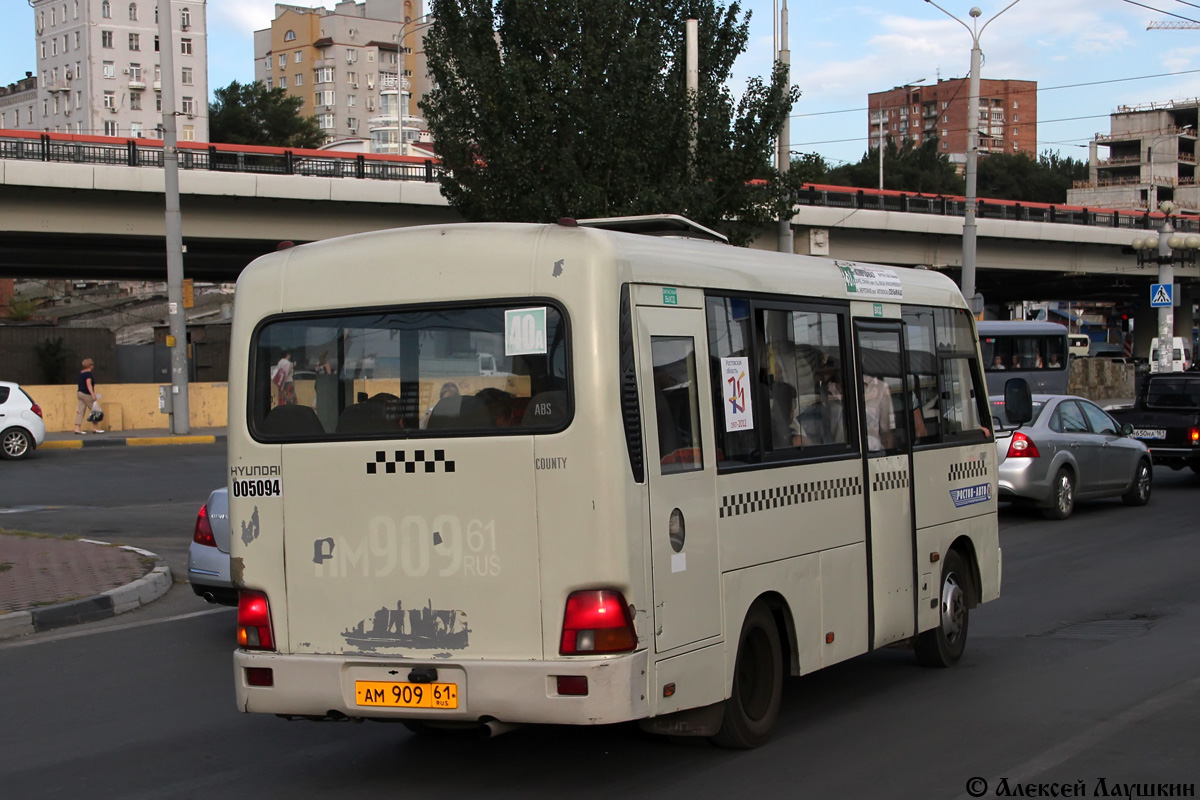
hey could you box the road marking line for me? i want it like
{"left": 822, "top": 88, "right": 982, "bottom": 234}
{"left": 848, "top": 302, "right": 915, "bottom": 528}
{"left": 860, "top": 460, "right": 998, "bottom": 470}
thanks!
{"left": 951, "top": 673, "right": 1200, "bottom": 800}
{"left": 127, "top": 436, "right": 217, "bottom": 446}
{"left": 0, "top": 606, "right": 233, "bottom": 649}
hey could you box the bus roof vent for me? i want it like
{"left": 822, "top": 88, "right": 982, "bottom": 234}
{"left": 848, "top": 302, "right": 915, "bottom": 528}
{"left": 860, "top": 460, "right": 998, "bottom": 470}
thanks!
{"left": 575, "top": 214, "right": 729, "bottom": 245}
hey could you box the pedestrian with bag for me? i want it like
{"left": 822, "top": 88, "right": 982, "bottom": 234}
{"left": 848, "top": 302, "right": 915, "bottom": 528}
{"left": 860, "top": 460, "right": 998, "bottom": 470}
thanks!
{"left": 272, "top": 350, "right": 296, "bottom": 406}
{"left": 74, "top": 357, "right": 105, "bottom": 434}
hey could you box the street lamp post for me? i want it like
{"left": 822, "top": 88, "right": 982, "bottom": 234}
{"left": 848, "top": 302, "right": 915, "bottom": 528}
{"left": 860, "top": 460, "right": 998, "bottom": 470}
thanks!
{"left": 878, "top": 78, "right": 925, "bottom": 191}
{"left": 924, "top": 0, "right": 1023, "bottom": 313}
{"left": 158, "top": 0, "right": 189, "bottom": 433}
{"left": 1132, "top": 201, "right": 1200, "bottom": 372}
{"left": 397, "top": 14, "right": 434, "bottom": 156}
{"left": 775, "top": 0, "right": 792, "bottom": 254}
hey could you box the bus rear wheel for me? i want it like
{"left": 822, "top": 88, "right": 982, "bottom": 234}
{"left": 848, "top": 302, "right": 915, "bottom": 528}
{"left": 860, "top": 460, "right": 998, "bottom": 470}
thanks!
{"left": 712, "top": 601, "right": 783, "bottom": 749}
{"left": 915, "top": 550, "right": 970, "bottom": 668}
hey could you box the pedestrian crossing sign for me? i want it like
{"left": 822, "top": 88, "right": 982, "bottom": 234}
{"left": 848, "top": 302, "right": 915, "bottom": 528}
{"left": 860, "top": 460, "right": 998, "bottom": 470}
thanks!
{"left": 1150, "top": 283, "right": 1173, "bottom": 308}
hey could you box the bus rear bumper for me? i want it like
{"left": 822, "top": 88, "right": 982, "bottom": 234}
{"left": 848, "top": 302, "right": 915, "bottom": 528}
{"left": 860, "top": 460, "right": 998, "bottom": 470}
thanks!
{"left": 233, "top": 648, "right": 651, "bottom": 726}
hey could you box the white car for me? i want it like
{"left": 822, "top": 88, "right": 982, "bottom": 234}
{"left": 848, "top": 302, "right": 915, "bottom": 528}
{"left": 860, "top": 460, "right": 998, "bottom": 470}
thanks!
{"left": 0, "top": 381, "right": 47, "bottom": 460}
{"left": 187, "top": 487, "right": 236, "bottom": 605}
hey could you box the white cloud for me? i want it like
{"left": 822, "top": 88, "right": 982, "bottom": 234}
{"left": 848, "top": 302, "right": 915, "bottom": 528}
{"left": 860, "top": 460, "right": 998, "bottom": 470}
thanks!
{"left": 209, "top": 0, "right": 279, "bottom": 32}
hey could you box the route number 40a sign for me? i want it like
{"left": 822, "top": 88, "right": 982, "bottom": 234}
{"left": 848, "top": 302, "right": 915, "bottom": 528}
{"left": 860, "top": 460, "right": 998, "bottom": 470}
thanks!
{"left": 505, "top": 307, "right": 548, "bottom": 356}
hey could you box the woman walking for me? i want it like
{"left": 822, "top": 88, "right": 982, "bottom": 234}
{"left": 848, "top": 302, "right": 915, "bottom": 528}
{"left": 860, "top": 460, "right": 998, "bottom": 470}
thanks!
{"left": 74, "top": 357, "right": 105, "bottom": 434}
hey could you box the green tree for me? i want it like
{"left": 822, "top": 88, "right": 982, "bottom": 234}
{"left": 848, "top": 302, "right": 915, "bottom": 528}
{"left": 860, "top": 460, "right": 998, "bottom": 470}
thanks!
{"left": 208, "top": 80, "right": 324, "bottom": 149}
{"left": 826, "top": 137, "right": 963, "bottom": 195}
{"left": 787, "top": 152, "right": 831, "bottom": 184}
{"left": 977, "top": 150, "right": 1090, "bottom": 204}
{"left": 420, "top": 0, "right": 798, "bottom": 245}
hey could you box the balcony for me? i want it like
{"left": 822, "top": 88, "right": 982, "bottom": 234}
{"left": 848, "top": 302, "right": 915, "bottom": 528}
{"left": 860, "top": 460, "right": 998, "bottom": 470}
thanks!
{"left": 128, "top": 77, "right": 146, "bottom": 90}
{"left": 1096, "top": 155, "right": 1141, "bottom": 168}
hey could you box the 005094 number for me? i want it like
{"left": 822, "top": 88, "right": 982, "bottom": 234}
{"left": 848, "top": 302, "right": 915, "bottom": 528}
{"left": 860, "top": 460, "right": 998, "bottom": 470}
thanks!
{"left": 232, "top": 478, "right": 282, "bottom": 498}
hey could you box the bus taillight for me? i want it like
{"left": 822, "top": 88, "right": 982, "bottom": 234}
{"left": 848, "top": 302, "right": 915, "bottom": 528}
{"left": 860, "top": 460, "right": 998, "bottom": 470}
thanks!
{"left": 1006, "top": 431, "right": 1041, "bottom": 459}
{"left": 559, "top": 590, "right": 637, "bottom": 655}
{"left": 237, "top": 590, "right": 275, "bottom": 650}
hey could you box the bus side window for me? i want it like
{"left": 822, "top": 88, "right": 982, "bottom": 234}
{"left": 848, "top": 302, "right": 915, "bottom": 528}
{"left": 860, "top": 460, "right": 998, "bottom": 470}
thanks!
{"left": 651, "top": 337, "right": 703, "bottom": 474}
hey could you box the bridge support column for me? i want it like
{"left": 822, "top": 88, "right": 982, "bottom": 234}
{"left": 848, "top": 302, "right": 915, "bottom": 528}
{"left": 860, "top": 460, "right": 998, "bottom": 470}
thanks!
{"left": 1175, "top": 285, "right": 1195, "bottom": 349}
{"left": 1133, "top": 298, "right": 1156, "bottom": 359}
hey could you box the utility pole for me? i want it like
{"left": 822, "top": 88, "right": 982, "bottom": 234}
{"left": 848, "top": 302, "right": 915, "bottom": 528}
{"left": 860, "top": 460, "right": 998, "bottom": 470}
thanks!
{"left": 159, "top": 0, "right": 189, "bottom": 433}
{"left": 775, "top": 0, "right": 793, "bottom": 254}
{"left": 686, "top": 18, "right": 698, "bottom": 170}
{"left": 924, "top": 0, "right": 1023, "bottom": 314}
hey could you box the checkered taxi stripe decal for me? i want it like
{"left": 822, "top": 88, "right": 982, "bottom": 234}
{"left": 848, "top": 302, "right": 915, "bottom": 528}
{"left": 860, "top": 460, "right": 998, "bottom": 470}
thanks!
{"left": 367, "top": 450, "right": 456, "bottom": 474}
{"left": 947, "top": 459, "right": 988, "bottom": 482}
{"left": 871, "top": 469, "right": 910, "bottom": 493}
{"left": 720, "top": 477, "right": 862, "bottom": 519}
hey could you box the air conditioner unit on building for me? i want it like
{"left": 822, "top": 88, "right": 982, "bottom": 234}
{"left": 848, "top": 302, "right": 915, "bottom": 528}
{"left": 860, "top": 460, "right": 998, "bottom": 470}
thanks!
{"left": 65, "top": 69, "right": 73, "bottom": 80}
{"left": 123, "top": 68, "right": 130, "bottom": 74}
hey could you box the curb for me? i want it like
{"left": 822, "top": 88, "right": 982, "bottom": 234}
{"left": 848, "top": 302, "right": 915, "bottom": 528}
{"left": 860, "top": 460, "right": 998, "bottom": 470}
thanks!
{"left": 0, "top": 543, "right": 174, "bottom": 641}
{"left": 41, "top": 434, "right": 224, "bottom": 450}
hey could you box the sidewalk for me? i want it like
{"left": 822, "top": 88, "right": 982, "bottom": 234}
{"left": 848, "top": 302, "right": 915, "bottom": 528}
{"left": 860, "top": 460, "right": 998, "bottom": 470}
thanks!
{"left": 0, "top": 532, "right": 173, "bottom": 640}
{"left": 41, "top": 426, "right": 227, "bottom": 450}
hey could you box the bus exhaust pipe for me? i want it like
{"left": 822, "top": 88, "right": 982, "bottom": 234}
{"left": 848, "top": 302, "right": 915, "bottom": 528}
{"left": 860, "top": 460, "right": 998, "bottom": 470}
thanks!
{"left": 479, "top": 720, "right": 518, "bottom": 739}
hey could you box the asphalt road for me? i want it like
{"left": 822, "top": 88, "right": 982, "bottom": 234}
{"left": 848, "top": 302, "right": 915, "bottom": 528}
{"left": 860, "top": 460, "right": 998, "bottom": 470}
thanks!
{"left": 1, "top": 448, "right": 1197, "bottom": 799}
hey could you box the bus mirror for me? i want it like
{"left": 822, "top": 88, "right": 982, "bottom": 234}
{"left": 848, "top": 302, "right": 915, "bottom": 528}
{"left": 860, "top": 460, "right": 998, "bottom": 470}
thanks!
{"left": 1004, "top": 378, "right": 1033, "bottom": 426}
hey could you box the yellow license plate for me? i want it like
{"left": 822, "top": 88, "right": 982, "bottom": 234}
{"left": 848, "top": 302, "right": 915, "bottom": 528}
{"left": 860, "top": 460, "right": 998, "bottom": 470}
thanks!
{"left": 354, "top": 681, "right": 459, "bottom": 709}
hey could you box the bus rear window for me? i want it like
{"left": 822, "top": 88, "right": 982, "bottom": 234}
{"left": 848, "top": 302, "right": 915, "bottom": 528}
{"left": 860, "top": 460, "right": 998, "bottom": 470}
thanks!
{"left": 981, "top": 334, "right": 1066, "bottom": 371}
{"left": 250, "top": 303, "right": 570, "bottom": 439}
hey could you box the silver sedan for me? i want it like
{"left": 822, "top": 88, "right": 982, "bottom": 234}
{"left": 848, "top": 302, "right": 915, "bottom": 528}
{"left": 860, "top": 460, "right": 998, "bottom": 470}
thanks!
{"left": 186, "top": 487, "right": 236, "bottom": 605}
{"left": 991, "top": 394, "right": 1152, "bottom": 520}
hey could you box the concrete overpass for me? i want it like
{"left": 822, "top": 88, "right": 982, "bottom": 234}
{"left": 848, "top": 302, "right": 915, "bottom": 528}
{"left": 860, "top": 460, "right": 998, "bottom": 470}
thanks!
{"left": 1, "top": 133, "right": 1196, "bottom": 323}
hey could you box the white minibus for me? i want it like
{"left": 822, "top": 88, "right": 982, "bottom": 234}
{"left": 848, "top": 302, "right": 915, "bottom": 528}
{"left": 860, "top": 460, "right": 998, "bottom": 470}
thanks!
{"left": 228, "top": 218, "right": 1000, "bottom": 747}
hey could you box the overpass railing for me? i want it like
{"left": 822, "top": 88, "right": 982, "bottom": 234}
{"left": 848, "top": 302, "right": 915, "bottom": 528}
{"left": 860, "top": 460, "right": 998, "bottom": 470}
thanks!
{"left": 3, "top": 130, "right": 1197, "bottom": 233}
{"left": 794, "top": 183, "right": 1200, "bottom": 233}
{"left": 0, "top": 130, "right": 442, "bottom": 182}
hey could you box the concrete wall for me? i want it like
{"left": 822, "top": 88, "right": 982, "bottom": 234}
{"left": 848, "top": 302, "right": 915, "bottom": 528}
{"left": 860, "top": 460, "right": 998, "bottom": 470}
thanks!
{"left": 1068, "top": 358, "right": 1136, "bottom": 403}
{"left": 23, "top": 381, "right": 227, "bottom": 432}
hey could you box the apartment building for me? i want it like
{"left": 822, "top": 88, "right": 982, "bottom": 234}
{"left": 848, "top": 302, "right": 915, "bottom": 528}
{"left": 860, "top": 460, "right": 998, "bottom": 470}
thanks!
{"left": 1068, "top": 99, "right": 1200, "bottom": 213}
{"left": 867, "top": 77, "right": 1037, "bottom": 168}
{"left": 30, "top": 0, "right": 208, "bottom": 141}
{"left": 0, "top": 73, "right": 38, "bottom": 130}
{"left": 253, "top": 0, "right": 430, "bottom": 153}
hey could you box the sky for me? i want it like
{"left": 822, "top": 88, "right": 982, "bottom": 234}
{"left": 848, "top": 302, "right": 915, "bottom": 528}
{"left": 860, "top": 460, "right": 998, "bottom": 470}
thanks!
{"left": 2, "top": 0, "right": 1199, "bottom": 167}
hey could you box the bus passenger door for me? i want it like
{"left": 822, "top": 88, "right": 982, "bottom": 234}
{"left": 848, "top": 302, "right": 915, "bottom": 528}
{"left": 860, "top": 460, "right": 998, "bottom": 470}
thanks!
{"left": 637, "top": 304, "right": 722, "bottom": 654}
{"left": 854, "top": 322, "right": 917, "bottom": 648}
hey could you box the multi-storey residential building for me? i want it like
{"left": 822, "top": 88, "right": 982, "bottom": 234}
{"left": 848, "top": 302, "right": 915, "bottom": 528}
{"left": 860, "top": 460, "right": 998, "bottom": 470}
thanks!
{"left": 0, "top": 73, "right": 38, "bottom": 130}
{"left": 867, "top": 77, "right": 1037, "bottom": 168}
{"left": 253, "top": 0, "right": 430, "bottom": 153}
{"left": 30, "top": 0, "right": 208, "bottom": 141}
{"left": 1068, "top": 99, "right": 1200, "bottom": 213}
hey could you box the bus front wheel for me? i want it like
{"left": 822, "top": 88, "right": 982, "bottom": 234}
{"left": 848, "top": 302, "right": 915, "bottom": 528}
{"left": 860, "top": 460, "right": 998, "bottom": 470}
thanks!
{"left": 915, "top": 549, "right": 970, "bottom": 668}
{"left": 712, "top": 601, "right": 783, "bottom": 749}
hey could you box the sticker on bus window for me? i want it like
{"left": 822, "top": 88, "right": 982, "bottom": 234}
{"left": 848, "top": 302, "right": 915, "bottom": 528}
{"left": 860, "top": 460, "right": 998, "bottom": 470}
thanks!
{"left": 504, "top": 307, "right": 548, "bottom": 356}
{"left": 722, "top": 357, "right": 754, "bottom": 433}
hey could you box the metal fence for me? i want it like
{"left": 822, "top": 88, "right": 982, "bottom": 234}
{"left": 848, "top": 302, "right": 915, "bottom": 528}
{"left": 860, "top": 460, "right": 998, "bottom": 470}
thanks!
{"left": 4, "top": 131, "right": 1196, "bottom": 232}
{"left": 793, "top": 184, "right": 1200, "bottom": 232}
{"left": 0, "top": 133, "right": 441, "bottom": 182}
